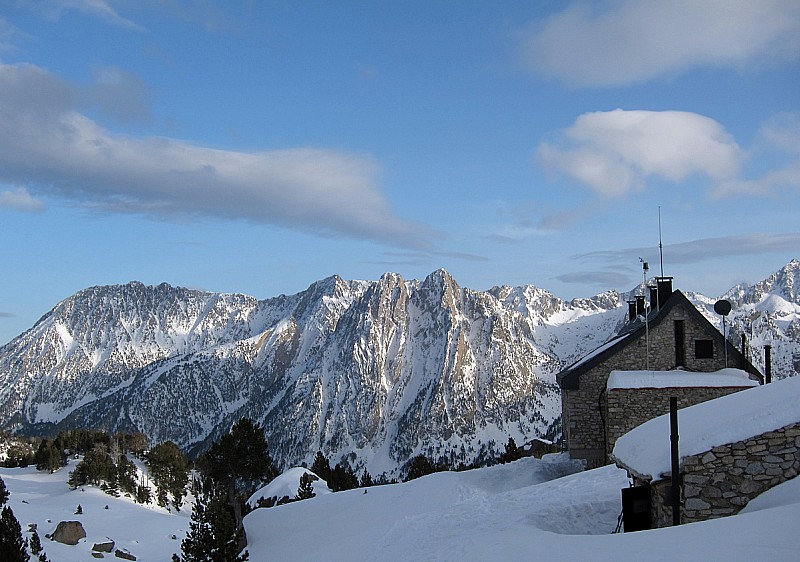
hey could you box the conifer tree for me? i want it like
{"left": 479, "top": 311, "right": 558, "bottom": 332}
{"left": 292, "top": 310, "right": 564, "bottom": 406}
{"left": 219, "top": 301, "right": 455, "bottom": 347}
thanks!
{"left": 197, "top": 418, "right": 277, "bottom": 552}
{"left": 310, "top": 451, "right": 331, "bottom": 483}
{"left": 29, "top": 528, "right": 47, "bottom": 561}
{"left": 405, "top": 454, "right": 440, "bottom": 481}
{"left": 29, "top": 529, "right": 42, "bottom": 555}
{"left": 499, "top": 437, "right": 522, "bottom": 464}
{"left": 33, "top": 440, "right": 64, "bottom": 473}
{"left": 173, "top": 487, "right": 248, "bottom": 562}
{"left": 116, "top": 454, "right": 138, "bottom": 496}
{"left": 0, "top": 476, "right": 8, "bottom": 506}
{"left": 296, "top": 472, "right": 316, "bottom": 500}
{"left": 148, "top": 441, "right": 190, "bottom": 510}
{"left": 0, "top": 506, "right": 29, "bottom": 562}
{"left": 359, "top": 469, "right": 373, "bottom": 488}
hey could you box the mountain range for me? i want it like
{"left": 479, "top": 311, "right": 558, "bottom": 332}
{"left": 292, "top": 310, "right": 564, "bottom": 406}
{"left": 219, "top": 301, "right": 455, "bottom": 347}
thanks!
{"left": 1, "top": 260, "right": 797, "bottom": 475}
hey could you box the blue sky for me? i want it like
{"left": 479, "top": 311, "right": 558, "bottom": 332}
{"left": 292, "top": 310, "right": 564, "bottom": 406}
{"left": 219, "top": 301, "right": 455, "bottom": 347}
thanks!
{"left": 1, "top": 0, "right": 799, "bottom": 345}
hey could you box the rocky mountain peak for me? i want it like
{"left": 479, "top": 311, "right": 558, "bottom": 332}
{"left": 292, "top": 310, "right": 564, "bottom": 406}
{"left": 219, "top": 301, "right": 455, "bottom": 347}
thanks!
{"left": 0, "top": 262, "right": 797, "bottom": 475}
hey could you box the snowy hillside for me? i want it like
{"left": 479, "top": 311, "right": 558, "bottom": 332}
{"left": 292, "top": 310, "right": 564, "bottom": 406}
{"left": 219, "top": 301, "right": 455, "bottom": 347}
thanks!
{"left": 4, "top": 454, "right": 800, "bottom": 561}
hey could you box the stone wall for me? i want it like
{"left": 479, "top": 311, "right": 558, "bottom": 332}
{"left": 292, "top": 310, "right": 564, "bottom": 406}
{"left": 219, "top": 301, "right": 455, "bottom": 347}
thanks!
{"left": 564, "top": 301, "right": 743, "bottom": 467}
{"left": 606, "top": 386, "right": 751, "bottom": 457}
{"left": 642, "top": 421, "right": 800, "bottom": 527}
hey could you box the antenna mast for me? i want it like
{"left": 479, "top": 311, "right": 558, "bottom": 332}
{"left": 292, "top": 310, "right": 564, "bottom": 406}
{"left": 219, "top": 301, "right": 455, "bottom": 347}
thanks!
{"left": 640, "top": 258, "right": 650, "bottom": 372}
{"left": 658, "top": 206, "right": 664, "bottom": 278}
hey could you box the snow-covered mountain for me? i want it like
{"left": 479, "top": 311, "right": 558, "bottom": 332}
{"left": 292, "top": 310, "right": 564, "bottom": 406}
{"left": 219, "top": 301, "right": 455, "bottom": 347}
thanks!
{"left": 0, "top": 261, "right": 797, "bottom": 474}
{"left": 690, "top": 259, "right": 800, "bottom": 382}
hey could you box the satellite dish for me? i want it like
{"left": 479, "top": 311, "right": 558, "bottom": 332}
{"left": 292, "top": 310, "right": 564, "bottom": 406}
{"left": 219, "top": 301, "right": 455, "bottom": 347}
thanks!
{"left": 714, "top": 299, "right": 732, "bottom": 316}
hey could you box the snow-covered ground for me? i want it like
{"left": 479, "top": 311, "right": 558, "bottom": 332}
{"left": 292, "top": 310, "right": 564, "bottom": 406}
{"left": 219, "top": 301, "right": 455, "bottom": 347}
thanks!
{"left": 3, "top": 453, "right": 800, "bottom": 561}
{"left": 1, "top": 463, "right": 191, "bottom": 561}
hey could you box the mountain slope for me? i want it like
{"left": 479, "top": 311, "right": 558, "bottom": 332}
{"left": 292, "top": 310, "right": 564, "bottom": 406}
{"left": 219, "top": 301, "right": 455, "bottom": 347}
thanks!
{"left": 0, "top": 261, "right": 797, "bottom": 474}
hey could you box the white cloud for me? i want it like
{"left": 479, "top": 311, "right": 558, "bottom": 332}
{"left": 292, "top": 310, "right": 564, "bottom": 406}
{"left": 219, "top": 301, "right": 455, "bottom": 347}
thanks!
{"left": 0, "top": 186, "right": 44, "bottom": 212}
{"left": 0, "top": 62, "right": 435, "bottom": 249}
{"left": 538, "top": 109, "right": 742, "bottom": 197}
{"left": 520, "top": 0, "right": 800, "bottom": 87}
{"left": 41, "top": 0, "right": 142, "bottom": 30}
{"left": 713, "top": 112, "right": 800, "bottom": 198}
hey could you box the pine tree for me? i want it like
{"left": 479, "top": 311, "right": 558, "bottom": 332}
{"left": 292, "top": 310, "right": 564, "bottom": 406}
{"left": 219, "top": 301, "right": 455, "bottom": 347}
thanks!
{"left": 148, "top": 441, "right": 190, "bottom": 510}
{"left": 0, "top": 476, "right": 8, "bottom": 506}
{"left": 33, "top": 440, "right": 64, "bottom": 473}
{"left": 499, "top": 437, "right": 522, "bottom": 464}
{"left": 173, "top": 488, "right": 248, "bottom": 562}
{"left": 0, "top": 506, "right": 29, "bottom": 562}
{"left": 296, "top": 472, "right": 316, "bottom": 500}
{"left": 328, "top": 461, "right": 358, "bottom": 492}
{"left": 359, "top": 469, "right": 373, "bottom": 488}
{"left": 310, "top": 451, "right": 331, "bottom": 483}
{"left": 29, "top": 529, "right": 43, "bottom": 556}
{"left": 405, "top": 454, "right": 440, "bottom": 481}
{"left": 197, "top": 418, "right": 277, "bottom": 553}
{"left": 116, "top": 454, "right": 138, "bottom": 496}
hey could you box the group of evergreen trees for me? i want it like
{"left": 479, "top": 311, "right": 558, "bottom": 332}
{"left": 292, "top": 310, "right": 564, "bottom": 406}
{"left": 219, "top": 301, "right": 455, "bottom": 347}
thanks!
{"left": 60, "top": 432, "right": 192, "bottom": 510}
{"left": 32, "top": 429, "right": 149, "bottom": 475}
{"left": 309, "top": 451, "right": 359, "bottom": 492}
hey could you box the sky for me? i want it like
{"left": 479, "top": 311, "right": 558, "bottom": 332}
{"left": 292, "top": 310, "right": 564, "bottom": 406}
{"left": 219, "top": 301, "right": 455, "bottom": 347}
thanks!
{"left": 0, "top": 0, "right": 799, "bottom": 346}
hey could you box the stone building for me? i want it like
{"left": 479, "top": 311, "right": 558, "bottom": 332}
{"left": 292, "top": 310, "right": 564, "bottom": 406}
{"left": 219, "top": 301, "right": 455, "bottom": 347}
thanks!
{"left": 612, "top": 376, "right": 800, "bottom": 527}
{"left": 557, "top": 277, "right": 762, "bottom": 468}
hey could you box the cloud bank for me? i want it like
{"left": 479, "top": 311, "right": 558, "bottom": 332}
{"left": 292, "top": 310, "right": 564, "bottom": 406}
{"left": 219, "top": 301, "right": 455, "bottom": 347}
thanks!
{"left": 538, "top": 109, "right": 742, "bottom": 197}
{"left": 0, "top": 62, "right": 435, "bottom": 249}
{"left": 578, "top": 233, "right": 800, "bottom": 266}
{"left": 520, "top": 0, "right": 800, "bottom": 87}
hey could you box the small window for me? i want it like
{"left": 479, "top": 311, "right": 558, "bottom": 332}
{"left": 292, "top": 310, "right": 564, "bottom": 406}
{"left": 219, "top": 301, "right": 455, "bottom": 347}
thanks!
{"left": 695, "top": 339, "right": 714, "bottom": 359}
{"left": 674, "top": 320, "right": 685, "bottom": 366}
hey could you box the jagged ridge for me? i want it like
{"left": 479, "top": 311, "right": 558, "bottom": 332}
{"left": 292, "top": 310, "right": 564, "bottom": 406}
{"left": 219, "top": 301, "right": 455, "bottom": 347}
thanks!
{"left": 0, "top": 261, "right": 797, "bottom": 475}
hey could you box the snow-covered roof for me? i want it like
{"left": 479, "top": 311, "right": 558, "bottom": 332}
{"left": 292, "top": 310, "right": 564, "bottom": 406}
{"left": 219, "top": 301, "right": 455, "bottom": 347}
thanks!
{"left": 607, "top": 368, "right": 759, "bottom": 390}
{"left": 612, "top": 376, "right": 800, "bottom": 481}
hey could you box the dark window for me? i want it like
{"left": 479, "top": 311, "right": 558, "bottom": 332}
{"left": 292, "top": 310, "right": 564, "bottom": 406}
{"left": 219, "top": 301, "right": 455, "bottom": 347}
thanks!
{"left": 674, "top": 320, "right": 685, "bottom": 366}
{"left": 695, "top": 339, "right": 714, "bottom": 359}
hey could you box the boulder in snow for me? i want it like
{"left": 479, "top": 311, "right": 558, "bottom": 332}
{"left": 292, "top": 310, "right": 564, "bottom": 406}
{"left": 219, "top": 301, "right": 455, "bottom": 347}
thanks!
{"left": 93, "top": 538, "right": 116, "bottom": 552}
{"left": 115, "top": 548, "right": 137, "bottom": 560}
{"left": 50, "top": 520, "right": 87, "bottom": 545}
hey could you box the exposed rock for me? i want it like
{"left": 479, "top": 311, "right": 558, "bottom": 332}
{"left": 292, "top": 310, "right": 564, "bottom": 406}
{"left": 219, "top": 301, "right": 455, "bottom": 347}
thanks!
{"left": 93, "top": 538, "right": 115, "bottom": 552}
{"left": 50, "top": 520, "right": 86, "bottom": 545}
{"left": 115, "top": 548, "right": 137, "bottom": 561}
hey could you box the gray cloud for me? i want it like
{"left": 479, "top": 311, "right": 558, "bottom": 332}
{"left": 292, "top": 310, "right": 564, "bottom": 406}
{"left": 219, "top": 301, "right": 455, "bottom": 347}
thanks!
{"left": 520, "top": 0, "right": 800, "bottom": 88}
{"left": 576, "top": 233, "right": 800, "bottom": 265}
{"left": 84, "top": 66, "right": 153, "bottom": 124}
{"left": 555, "top": 270, "right": 633, "bottom": 288}
{"left": 0, "top": 312, "right": 15, "bottom": 318}
{"left": 0, "top": 62, "right": 437, "bottom": 250}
